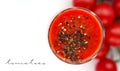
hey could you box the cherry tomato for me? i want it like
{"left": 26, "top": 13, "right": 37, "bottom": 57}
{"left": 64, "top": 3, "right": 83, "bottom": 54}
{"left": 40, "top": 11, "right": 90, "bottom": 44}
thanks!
{"left": 73, "top": 0, "right": 97, "bottom": 10}
{"left": 93, "top": 3, "right": 115, "bottom": 28}
{"left": 113, "top": 0, "right": 120, "bottom": 18}
{"left": 105, "top": 23, "right": 120, "bottom": 47}
{"left": 96, "top": 58, "right": 117, "bottom": 71}
{"left": 96, "top": 43, "right": 110, "bottom": 60}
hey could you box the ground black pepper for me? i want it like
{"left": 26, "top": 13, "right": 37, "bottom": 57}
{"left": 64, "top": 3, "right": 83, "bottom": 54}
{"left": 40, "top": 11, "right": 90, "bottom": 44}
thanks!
{"left": 56, "top": 16, "right": 91, "bottom": 62}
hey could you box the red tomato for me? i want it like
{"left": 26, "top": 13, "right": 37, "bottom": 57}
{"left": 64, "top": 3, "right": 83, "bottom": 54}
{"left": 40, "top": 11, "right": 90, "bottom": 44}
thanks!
{"left": 105, "top": 23, "right": 120, "bottom": 47}
{"left": 73, "top": 0, "right": 97, "bottom": 10}
{"left": 96, "top": 44, "right": 110, "bottom": 59}
{"left": 96, "top": 58, "right": 117, "bottom": 71}
{"left": 113, "top": 0, "right": 120, "bottom": 18}
{"left": 93, "top": 3, "right": 115, "bottom": 28}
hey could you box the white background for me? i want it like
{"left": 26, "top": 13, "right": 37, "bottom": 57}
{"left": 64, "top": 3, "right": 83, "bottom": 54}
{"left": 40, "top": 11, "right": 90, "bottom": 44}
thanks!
{"left": 0, "top": 0, "right": 119, "bottom": 71}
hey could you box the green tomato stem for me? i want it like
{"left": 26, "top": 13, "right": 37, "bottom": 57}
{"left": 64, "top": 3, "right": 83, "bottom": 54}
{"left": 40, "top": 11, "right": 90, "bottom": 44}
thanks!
{"left": 116, "top": 48, "right": 120, "bottom": 63}
{"left": 97, "top": 0, "right": 104, "bottom": 3}
{"left": 118, "top": 48, "right": 120, "bottom": 55}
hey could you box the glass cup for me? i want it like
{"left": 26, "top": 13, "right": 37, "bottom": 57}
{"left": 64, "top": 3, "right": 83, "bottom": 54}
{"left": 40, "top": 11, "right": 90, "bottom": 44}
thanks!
{"left": 48, "top": 7, "right": 104, "bottom": 64}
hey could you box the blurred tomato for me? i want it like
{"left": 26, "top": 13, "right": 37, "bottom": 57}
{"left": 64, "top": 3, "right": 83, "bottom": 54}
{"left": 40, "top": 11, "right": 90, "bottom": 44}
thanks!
{"left": 96, "top": 43, "right": 110, "bottom": 59}
{"left": 73, "top": 0, "right": 97, "bottom": 10}
{"left": 105, "top": 23, "right": 120, "bottom": 46}
{"left": 93, "top": 3, "right": 115, "bottom": 28}
{"left": 113, "top": 0, "right": 120, "bottom": 18}
{"left": 96, "top": 58, "right": 117, "bottom": 71}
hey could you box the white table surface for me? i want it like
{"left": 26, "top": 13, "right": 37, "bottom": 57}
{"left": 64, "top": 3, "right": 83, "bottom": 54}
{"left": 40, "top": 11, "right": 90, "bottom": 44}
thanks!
{"left": 0, "top": 0, "right": 119, "bottom": 71}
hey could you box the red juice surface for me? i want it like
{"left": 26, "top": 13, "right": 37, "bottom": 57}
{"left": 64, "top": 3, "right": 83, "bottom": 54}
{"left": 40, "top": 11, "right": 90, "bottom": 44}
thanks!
{"left": 48, "top": 8, "right": 103, "bottom": 64}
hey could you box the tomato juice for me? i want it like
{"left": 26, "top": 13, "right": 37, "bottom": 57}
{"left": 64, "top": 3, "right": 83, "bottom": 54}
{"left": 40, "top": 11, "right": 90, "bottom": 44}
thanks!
{"left": 48, "top": 8, "right": 103, "bottom": 64}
